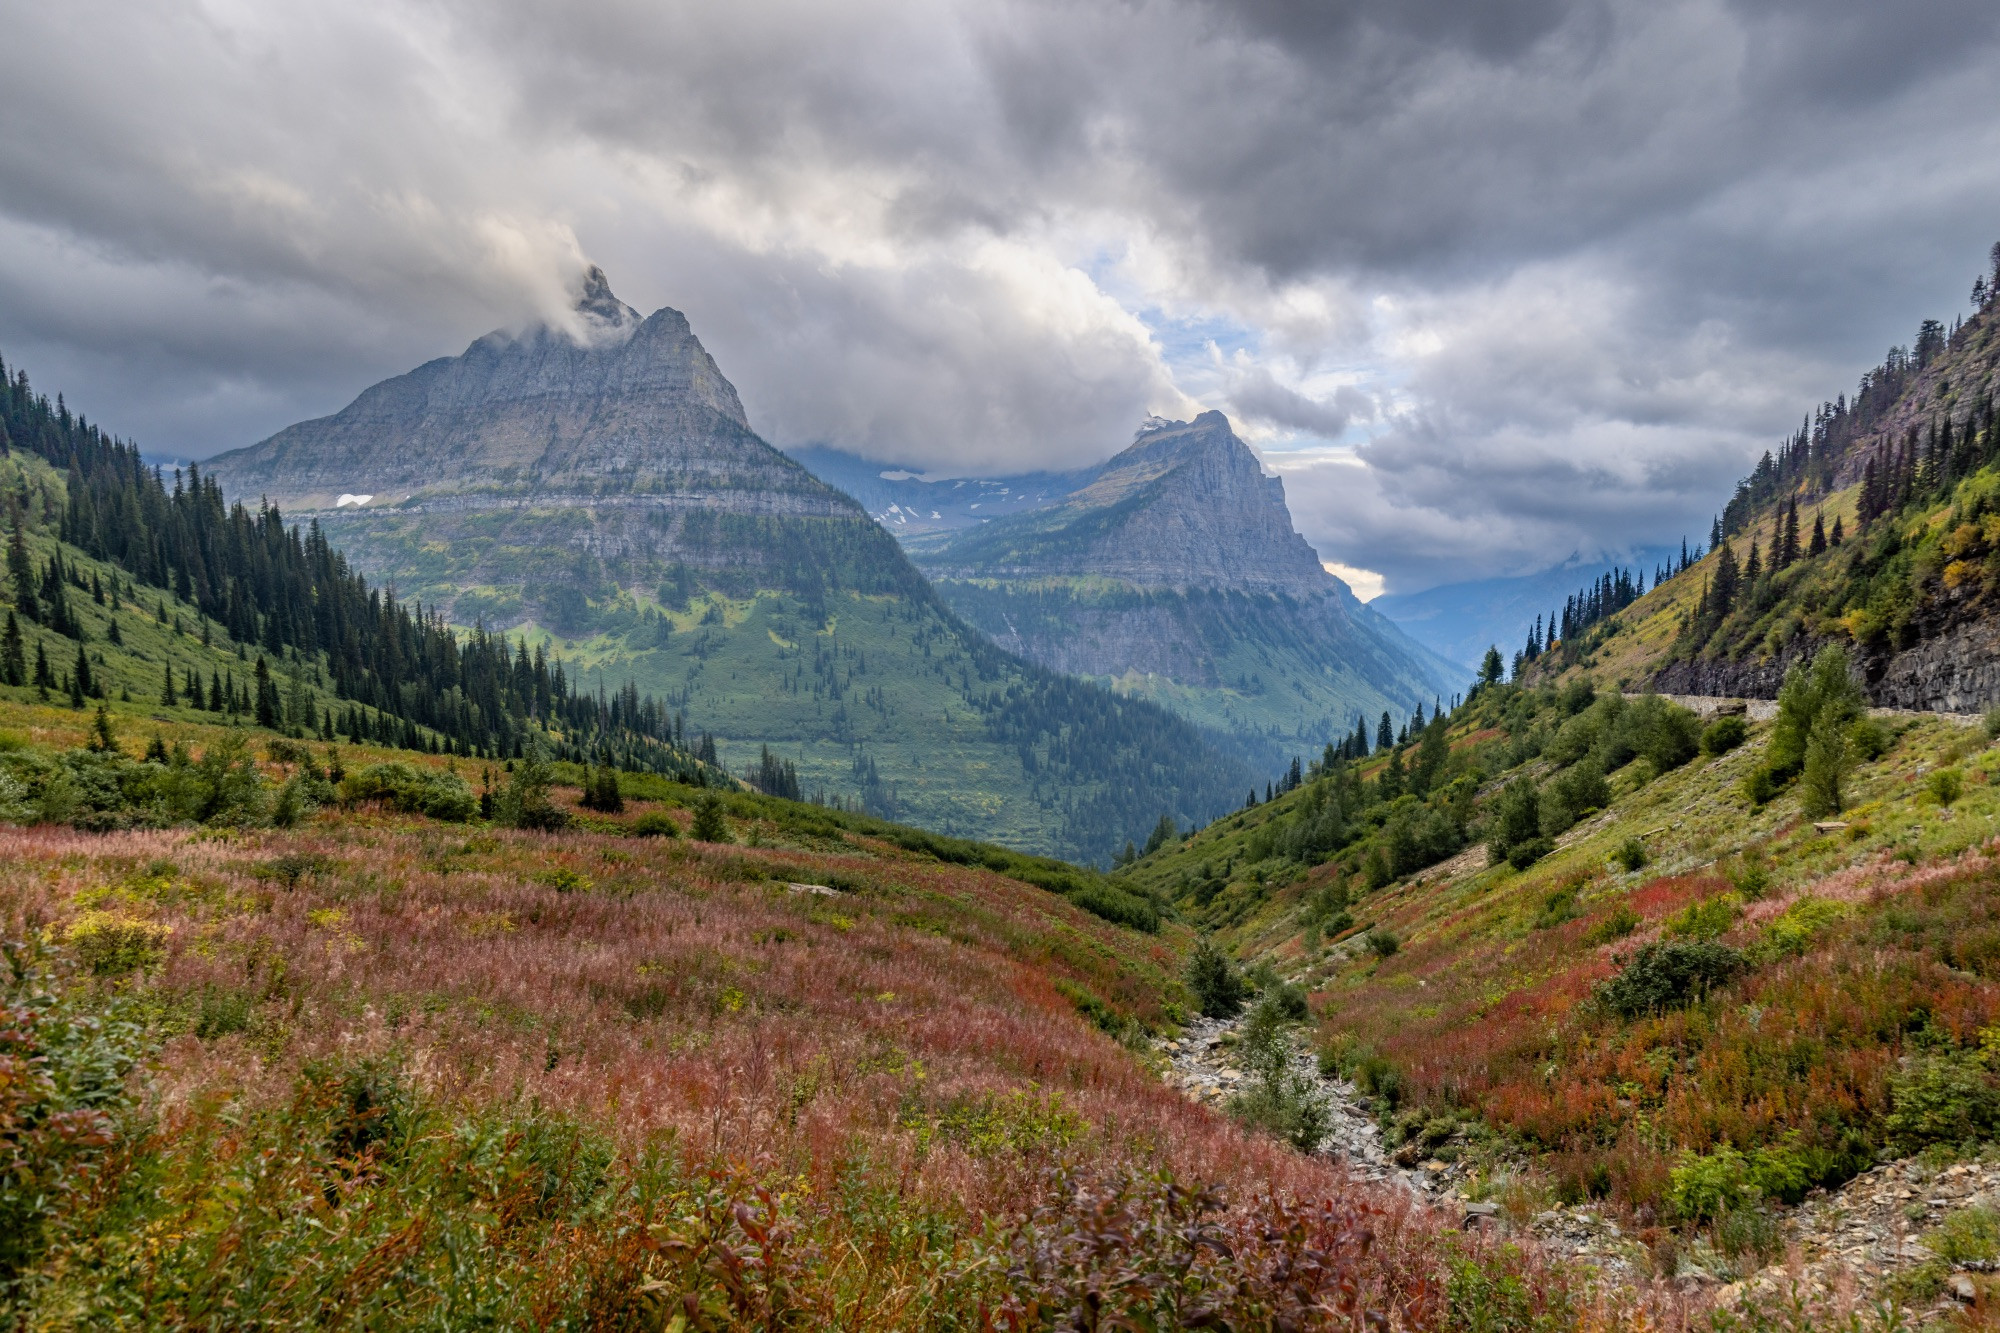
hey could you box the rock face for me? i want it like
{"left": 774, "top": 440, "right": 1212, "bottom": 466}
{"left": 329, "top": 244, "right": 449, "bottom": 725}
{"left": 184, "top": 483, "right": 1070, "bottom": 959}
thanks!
{"left": 920, "top": 412, "right": 1332, "bottom": 596}
{"left": 914, "top": 413, "right": 1459, "bottom": 758}
{"left": 207, "top": 267, "right": 848, "bottom": 523}
{"left": 1652, "top": 608, "right": 2000, "bottom": 714}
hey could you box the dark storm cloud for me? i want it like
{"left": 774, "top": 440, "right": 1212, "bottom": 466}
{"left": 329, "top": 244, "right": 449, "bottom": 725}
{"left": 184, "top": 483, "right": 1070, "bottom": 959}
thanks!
{"left": 0, "top": 0, "right": 1996, "bottom": 586}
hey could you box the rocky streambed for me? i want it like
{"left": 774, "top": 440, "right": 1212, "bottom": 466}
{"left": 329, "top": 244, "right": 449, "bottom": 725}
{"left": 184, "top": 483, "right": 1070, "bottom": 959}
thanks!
{"left": 1156, "top": 1015, "right": 2000, "bottom": 1314}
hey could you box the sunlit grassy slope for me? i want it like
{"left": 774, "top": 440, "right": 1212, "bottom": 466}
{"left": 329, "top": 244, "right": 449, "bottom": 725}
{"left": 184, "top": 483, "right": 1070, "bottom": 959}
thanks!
{"left": 1116, "top": 672, "right": 2000, "bottom": 1237}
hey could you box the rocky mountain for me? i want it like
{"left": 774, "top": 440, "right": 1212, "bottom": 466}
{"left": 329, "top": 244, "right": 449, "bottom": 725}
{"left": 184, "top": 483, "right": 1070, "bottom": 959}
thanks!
{"left": 203, "top": 270, "right": 1252, "bottom": 861}
{"left": 909, "top": 412, "right": 1461, "bottom": 762}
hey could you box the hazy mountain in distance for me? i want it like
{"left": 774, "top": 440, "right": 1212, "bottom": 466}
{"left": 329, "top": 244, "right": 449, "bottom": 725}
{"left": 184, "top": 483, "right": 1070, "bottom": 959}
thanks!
{"left": 1374, "top": 549, "right": 1680, "bottom": 674}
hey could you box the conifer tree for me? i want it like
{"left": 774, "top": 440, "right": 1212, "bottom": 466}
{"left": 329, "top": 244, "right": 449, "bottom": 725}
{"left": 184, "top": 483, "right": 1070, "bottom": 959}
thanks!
{"left": 161, "top": 662, "right": 176, "bottom": 706}
{"left": 32, "top": 640, "right": 52, "bottom": 696}
{"left": 1808, "top": 512, "right": 1826, "bottom": 557}
{"left": 1376, "top": 711, "right": 1393, "bottom": 751}
{"left": 71, "top": 641, "right": 92, "bottom": 704}
{"left": 1830, "top": 515, "right": 1844, "bottom": 546}
{"left": 6, "top": 519, "right": 36, "bottom": 623}
{"left": 254, "top": 656, "right": 279, "bottom": 729}
{"left": 86, "top": 702, "right": 116, "bottom": 753}
{"left": 0, "top": 611, "right": 21, "bottom": 687}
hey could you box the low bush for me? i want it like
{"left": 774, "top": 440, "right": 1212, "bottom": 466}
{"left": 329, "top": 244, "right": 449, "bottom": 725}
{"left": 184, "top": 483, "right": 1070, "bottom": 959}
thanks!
{"left": 1507, "top": 836, "right": 1554, "bottom": 871}
{"left": 629, "top": 811, "right": 680, "bottom": 837}
{"left": 1366, "top": 929, "right": 1399, "bottom": 959}
{"left": 1885, "top": 1049, "right": 2000, "bottom": 1150}
{"left": 1927, "top": 1205, "right": 2000, "bottom": 1265}
{"left": 1613, "top": 838, "right": 1648, "bottom": 873}
{"left": 1595, "top": 941, "right": 1745, "bottom": 1018}
{"left": 342, "top": 762, "right": 476, "bottom": 822}
{"left": 1700, "top": 715, "right": 1748, "bottom": 756}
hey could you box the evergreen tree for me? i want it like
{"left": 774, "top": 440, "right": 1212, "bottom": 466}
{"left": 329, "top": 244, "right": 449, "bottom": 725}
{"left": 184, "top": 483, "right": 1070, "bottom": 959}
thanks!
{"left": 86, "top": 702, "right": 116, "bottom": 753}
{"left": 71, "top": 640, "right": 92, "bottom": 704}
{"left": 1376, "top": 711, "right": 1394, "bottom": 751}
{"left": 691, "top": 793, "right": 729, "bottom": 842}
{"left": 161, "top": 662, "right": 176, "bottom": 706}
{"left": 1808, "top": 512, "right": 1826, "bottom": 557}
{"left": 1478, "top": 646, "right": 1504, "bottom": 687}
{"left": 32, "top": 639, "right": 52, "bottom": 695}
{"left": 1708, "top": 541, "right": 1741, "bottom": 626}
{"left": 254, "top": 656, "right": 279, "bottom": 729}
{"left": 1830, "top": 515, "right": 1844, "bottom": 546}
{"left": 0, "top": 611, "right": 21, "bottom": 687}
{"left": 6, "top": 518, "right": 36, "bottom": 622}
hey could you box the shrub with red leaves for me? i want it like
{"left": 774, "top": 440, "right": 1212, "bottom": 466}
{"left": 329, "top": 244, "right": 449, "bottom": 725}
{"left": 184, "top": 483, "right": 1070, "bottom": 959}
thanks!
{"left": 986, "top": 1169, "right": 1439, "bottom": 1332}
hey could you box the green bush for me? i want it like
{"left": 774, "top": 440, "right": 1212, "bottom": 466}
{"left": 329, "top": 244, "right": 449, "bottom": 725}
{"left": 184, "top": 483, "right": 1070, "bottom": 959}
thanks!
{"left": 1067, "top": 883, "right": 1160, "bottom": 933}
{"left": 1740, "top": 765, "right": 1779, "bottom": 807}
{"left": 1613, "top": 838, "right": 1648, "bottom": 872}
{"left": 1185, "top": 938, "right": 1247, "bottom": 1019}
{"left": 1700, "top": 715, "right": 1748, "bottom": 756}
{"left": 1228, "top": 1017, "right": 1331, "bottom": 1153}
{"left": 1759, "top": 896, "right": 1849, "bottom": 958}
{"left": 1255, "top": 980, "right": 1310, "bottom": 1024}
{"left": 1664, "top": 893, "right": 1741, "bottom": 941}
{"left": 1849, "top": 716, "right": 1892, "bottom": 761}
{"left": 1595, "top": 940, "right": 1745, "bottom": 1018}
{"left": 1668, "top": 1144, "right": 1749, "bottom": 1224}
{"left": 1506, "top": 836, "right": 1553, "bottom": 870}
{"left": 1929, "top": 768, "right": 1965, "bottom": 806}
{"left": 629, "top": 811, "right": 680, "bottom": 838}
{"left": 1886, "top": 1049, "right": 2000, "bottom": 1149}
{"left": 342, "top": 762, "right": 477, "bottom": 823}
{"left": 1366, "top": 928, "right": 1399, "bottom": 958}
{"left": 1583, "top": 904, "right": 1640, "bottom": 945}
{"left": 1927, "top": 1206, "right": 2000, "bottom": 1264}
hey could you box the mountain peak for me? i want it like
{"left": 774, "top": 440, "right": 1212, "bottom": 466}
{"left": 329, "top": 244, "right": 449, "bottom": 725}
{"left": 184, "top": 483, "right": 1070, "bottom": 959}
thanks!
{"left": 568, "top": 264, "right": 642, "bottom": 339}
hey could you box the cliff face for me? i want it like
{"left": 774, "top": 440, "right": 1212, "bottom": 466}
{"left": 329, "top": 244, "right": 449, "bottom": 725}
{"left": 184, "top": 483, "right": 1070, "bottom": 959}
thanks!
{"left": 921, "top": 412, "right": 1333, "bottom": 597}
{"left": 916, "top": 413, "right": 1460, "bottom": 756}
{"left": 205, "top": 267, "right": 847, "bottom": 519}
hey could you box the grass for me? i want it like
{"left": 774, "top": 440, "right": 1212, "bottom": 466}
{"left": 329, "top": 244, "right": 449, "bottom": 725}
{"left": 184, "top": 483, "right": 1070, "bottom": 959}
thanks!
{"left": 0, "top": 694, "right": 1617, "bottom": 1329}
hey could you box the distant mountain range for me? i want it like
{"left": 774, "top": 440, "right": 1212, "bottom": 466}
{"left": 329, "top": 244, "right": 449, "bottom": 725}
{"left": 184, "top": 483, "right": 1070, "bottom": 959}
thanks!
{"left": 203, "top": 269, "right": 1251, "bottom": 862}
{"left": 1372, "top": 550, "right": 1680, "bottom": 674}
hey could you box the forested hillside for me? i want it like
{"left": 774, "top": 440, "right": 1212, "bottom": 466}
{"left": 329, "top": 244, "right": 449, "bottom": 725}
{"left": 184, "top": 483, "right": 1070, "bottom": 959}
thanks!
{"left": 1508, "top": 241, "right": 2000, "bottom": 708}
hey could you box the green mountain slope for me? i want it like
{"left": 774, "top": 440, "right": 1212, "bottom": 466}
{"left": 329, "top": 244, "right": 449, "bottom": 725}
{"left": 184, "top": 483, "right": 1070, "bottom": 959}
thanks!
{"left": 912, "top": 413, "right": 1460, "bottom": 766}
{"left": 200, "top": 274, "right": 1250, "bottom": 861}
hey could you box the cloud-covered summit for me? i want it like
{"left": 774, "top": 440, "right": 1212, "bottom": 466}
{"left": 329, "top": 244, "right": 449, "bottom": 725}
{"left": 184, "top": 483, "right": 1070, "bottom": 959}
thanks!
{"left": 2, "top": 0, "right": 1997, "bottom": 592}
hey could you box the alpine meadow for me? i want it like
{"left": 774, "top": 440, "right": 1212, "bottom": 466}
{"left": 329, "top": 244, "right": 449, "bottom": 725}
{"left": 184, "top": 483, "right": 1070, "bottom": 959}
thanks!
{"left": 7, "top": 3, "right": 2000, "bottom": 1328}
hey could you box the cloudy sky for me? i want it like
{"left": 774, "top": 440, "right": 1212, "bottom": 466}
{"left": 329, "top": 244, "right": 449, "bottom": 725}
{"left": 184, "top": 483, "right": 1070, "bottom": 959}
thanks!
{"left": 4, "top": 0, "right": 1999, "bottom": 594}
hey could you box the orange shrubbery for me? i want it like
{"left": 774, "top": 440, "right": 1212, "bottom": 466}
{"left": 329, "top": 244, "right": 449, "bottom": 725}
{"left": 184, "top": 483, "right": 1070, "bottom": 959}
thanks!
{"left": 1320, "top": 846, "right": 2000, "bottom": 1220}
